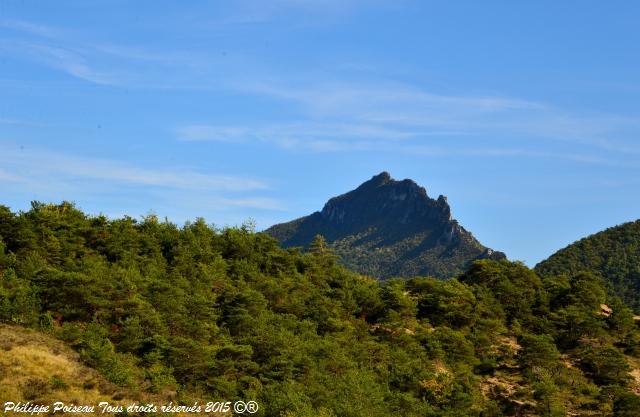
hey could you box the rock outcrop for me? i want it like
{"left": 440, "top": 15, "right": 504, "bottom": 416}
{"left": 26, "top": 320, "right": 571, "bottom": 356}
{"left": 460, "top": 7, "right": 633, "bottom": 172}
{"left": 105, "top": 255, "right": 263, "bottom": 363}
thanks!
{"left": 266, "top": 172, "right": 505, "bottom": 279}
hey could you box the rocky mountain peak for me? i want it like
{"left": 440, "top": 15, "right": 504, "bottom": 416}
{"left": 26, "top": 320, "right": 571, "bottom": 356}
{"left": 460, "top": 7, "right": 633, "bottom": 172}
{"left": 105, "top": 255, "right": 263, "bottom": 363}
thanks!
{"left": 369, "top": 171, "right": 392, "bottom": 185}
{"left": 319, "top": 172, "right": 447, "bottom": 228}
{"left": 265, "top": 172, "right": 505, "bottom": 279}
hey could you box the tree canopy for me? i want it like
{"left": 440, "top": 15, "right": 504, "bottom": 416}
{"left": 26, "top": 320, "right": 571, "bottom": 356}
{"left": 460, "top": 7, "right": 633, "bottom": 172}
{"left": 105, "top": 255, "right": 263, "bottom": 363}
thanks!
{"left": 1, "top": 202, "right": 639, "bottom": 416}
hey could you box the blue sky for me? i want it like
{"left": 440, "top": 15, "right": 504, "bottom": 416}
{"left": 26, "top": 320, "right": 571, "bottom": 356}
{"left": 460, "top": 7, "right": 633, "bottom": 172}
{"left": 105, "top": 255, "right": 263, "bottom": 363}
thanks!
{"left": 1, "top": 1, "right": 640, "bottom": 265}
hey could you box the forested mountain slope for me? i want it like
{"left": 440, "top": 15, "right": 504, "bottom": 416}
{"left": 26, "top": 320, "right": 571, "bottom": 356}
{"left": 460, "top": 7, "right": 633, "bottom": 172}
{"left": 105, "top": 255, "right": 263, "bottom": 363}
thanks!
{"left": 1, "top": 202, "right": 640, "bottom": 416}
{"left": 266, "top": 172, "right": 505, "bottom": 279}
{"left": 536, "top": 220, "right": 640, "bottom": 312}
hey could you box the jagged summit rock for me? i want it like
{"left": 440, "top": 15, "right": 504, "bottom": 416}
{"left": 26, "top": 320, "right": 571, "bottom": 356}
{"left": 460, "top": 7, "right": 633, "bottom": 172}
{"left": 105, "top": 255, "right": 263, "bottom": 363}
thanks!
{"left": 265, "top": 172, "right": 506, "bottom": 279}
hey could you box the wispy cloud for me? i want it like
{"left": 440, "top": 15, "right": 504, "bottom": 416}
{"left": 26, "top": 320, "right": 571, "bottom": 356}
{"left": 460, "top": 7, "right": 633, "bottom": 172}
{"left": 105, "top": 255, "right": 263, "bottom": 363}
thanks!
{"left": 398, "top": 145, "right": 627, "bottom": 166}
{"left": 0, "top": 27, "right": 124, "bottom": 86}
{"left": 4, "top": 18, "right": 639, "bottom": 162}
{"left": 0, "top": 142, "right": 285, "bottom": 213}
{"left": 0, "top": 18, "right": 61, "bottom": 38}
{"left": 184, "top": 196, "right": 284, "bottom": 211}
{"left": 177, "top": 80, "right": 640, "bottom": 159}
{"left": 176, "top": 125, "right": 253, "bottom": 142}
{"left": 239, "top": 81, "right": 544, "bottom": 114}
{"left": 25, "top": 42, "right": 121, "bottom": 85}
{"left": 176, "top": 121, "right": 424, "bottom": 144}
{"left": 206, "top": 0, "right": 395, "bottom": 26}
{"left": 0, "top": 18, "right": 214, "bottom": 87}
{"left": 174, "top": 81, "right": 548, "bottom": 151}
{"left": 0, "top": 144, "right": 267, "bottom": 192}
{"left": 0, "top": 18, "right": 119, "bottom": 85}
{"left": 235, "top": 81, "right": 624, "bottom": 143}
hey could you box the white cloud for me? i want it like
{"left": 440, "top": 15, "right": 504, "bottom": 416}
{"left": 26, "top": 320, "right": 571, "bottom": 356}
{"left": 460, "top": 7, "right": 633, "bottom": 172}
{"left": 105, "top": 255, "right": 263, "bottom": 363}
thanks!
{"left": 176, "top": 121, "right": 423, "bottom": 145}
{"left": 0, "top": 19, "right": 61, "bottom": 38}
{"left": 198, "top": 196, "right": 284, "bottom": 211}
{"left": 29, "top": 43, "right": 121, "bottom": 85}
{"left": 0, "top": 144, "right": 268, "bottom": 192}
{"left": 0, "top": 18, "right": 215, "bottom": 87}
{"left": 4, "top": 18, "right": 639, "bottom": 160}
{"left": 176, "top": 125, "right": 252, "bottom": 142}
{"left": 219, "top": 80, "right": 640, "bottom": 156}
{"left": 0, "top": 39, "right": 123, "bottom": 85}
{"left": 236, "top": 81, "right": 543, "bottom": 114}
{"left": 206, "top": 0, "right": 395, "bottom": 26}
{"left": 0, "top": 143, "right": 285, "bottom": 215}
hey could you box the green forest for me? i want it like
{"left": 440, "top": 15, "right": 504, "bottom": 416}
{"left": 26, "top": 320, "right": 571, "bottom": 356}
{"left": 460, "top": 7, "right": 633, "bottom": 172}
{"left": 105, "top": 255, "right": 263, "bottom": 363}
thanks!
{"left": 536, "top": 220, "right": 640, "bottom": 312}
{"left": 1, "top": 202, "right": 640, "bottom": 416}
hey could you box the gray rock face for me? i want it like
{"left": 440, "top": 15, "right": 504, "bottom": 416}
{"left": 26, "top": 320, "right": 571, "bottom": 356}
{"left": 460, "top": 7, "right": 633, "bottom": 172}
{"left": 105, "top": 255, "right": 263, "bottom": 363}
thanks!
{"left": 265, "top": 172, "right": 506, "bottom": 279}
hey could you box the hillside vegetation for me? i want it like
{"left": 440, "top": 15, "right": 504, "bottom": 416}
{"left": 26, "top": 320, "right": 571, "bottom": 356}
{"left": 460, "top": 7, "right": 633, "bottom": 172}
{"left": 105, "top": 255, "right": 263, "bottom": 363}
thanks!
{"left": 536, "top": 220, "right": 640, "bottom": 312}
{"left": 1, "top": 202, "right": 640, "bottom": 416}
{"left": 0, "top": 323, "right": 181, "bottom": 415}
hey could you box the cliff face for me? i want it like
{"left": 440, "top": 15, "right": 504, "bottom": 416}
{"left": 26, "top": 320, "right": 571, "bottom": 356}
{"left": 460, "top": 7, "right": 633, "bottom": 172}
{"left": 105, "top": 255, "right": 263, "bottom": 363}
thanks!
{"left": 266, "top": 172, "right": 505, "bottom": 279}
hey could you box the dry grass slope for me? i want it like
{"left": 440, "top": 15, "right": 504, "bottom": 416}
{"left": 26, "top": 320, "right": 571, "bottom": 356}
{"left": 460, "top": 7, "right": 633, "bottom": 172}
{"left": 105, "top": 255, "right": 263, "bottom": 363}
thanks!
{"left": 0, "top": 324, "right": 211, "bottom": 416}
{"left": 0, "top": 324, "right": 143, "bottom": 415}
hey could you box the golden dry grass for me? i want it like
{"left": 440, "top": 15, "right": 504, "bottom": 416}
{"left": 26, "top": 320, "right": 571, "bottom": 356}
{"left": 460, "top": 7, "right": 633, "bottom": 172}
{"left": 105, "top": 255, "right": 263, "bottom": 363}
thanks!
{"left": 0, "top": 324, "right": 143, "bottom": 415}
{"left": 0, "top": 324, "right": 223, "bottom": 416}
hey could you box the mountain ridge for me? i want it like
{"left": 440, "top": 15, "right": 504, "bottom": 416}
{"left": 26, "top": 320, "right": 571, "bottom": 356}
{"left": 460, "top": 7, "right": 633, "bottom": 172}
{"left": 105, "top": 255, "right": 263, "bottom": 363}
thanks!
{"left": 266, "top": 172, "right": 505, "bottom": 279}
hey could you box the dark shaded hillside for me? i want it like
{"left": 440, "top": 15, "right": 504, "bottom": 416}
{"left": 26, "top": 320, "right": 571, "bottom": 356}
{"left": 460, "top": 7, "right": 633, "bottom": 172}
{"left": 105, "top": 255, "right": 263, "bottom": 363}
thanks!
{"left": 2, "top": 202, "right": 640, "bottom": 416}
{"left": 535, "top": 220, "right": 640, "bottom": 311}
{"left": 266, "top": 172, "right": 505, "bottom": 279}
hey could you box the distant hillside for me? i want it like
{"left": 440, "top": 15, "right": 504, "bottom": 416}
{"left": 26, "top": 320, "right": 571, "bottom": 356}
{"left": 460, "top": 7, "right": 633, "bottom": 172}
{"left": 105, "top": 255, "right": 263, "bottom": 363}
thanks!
{"left": 266, "top": 172, "right": 505, "bottom": 279}
{"left": 535, "top": 220, "right": 640, "bottom": 311}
